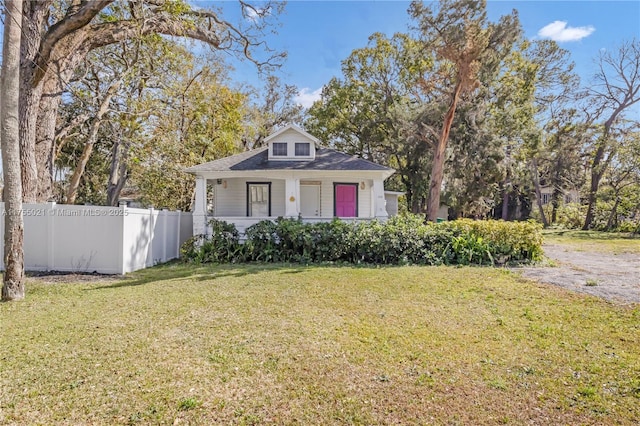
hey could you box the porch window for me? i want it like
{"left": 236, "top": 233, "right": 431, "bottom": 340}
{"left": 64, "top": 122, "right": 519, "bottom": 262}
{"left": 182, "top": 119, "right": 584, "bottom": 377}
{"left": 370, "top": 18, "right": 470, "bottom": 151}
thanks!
{"left": 295, "top": 142, "right": 310, "bottom": 156}
{"left": 247, "top": 182, "right": 271, "bottom": 217}
{"left": 272, "top": 142, "right": 288, "bottom": 156}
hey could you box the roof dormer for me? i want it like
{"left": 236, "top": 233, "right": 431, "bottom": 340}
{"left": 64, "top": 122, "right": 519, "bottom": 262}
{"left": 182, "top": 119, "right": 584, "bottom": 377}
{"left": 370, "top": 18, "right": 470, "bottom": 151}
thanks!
{"left": 265, "top": 124, "right": 320, "bottom": 161}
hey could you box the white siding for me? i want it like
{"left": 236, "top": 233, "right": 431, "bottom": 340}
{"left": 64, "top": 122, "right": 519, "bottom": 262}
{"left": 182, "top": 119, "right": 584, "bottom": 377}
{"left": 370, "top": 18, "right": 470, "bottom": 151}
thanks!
{"left": 274, "top": 128, "right": 315, "bottom": 143}
{"left": 359, "top": 181, "right": 371, "bottom": 218}
{"left": 213, "top": 178, "right": 286, "bottom": 217}
{"left": 319, "top": 179, "right": 334, "bottom": 218}
{"left": 271, "top": 180, "right": 286, "bottom": 216}
{"left": 214, "top": 178, "right": 247, "bottom": 216}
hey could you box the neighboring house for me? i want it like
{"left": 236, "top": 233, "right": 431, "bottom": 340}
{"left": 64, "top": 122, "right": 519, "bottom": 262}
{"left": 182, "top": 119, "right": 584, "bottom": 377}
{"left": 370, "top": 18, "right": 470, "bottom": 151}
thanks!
{"left": 384, "top": 191, "right": 404, "bottom": 217}
{"left": 538, "top": 186, "right": 580, "bottom": 205}
{"left": 186, "top": 124, "right": 397, "bottom": 236}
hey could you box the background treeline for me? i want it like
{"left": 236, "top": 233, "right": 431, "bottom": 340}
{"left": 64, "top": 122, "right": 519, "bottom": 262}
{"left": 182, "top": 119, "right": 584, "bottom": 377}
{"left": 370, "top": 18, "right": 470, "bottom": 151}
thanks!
{"left": 36, "top": 1, "right": 639, "bottom": 231}
{"left": 305, "top": 2, "right": 640, "bottom": 231}
{"left": 55, "top": 43, "right": 304, "bottom": 211}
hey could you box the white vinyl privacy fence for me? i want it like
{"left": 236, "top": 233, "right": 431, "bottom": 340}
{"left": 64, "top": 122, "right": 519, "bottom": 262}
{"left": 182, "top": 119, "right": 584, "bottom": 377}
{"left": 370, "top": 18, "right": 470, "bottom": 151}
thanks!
{"left": 0, "top": 203, "right": 192, "bottom": 274}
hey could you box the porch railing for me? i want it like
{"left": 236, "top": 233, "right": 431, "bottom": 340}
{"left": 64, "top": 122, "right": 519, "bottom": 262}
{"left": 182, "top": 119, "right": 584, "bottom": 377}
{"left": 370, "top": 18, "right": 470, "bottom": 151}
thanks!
{"left": 207, "top": 216, "right": 375, "bottom": 238}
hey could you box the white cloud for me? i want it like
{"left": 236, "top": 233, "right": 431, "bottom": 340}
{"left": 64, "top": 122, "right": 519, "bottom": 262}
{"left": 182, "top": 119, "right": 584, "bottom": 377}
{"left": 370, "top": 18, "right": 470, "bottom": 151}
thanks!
{"left": 294, "top": 87, "right": 323, "bottom": 108}
{"left": 244, "top": 6, "right": 270, "bottom": 23}
{"left": 245, "top": 8, "right": 259, "bottom": 21}
{"left": 537, "top": 20, "right": 595, "bottom": 42}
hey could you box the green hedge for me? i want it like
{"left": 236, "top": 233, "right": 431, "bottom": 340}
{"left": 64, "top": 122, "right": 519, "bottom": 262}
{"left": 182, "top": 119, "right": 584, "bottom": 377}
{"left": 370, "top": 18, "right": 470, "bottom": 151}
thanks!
{"left": 182, "top": 215, "right": 543, "bottom": 266}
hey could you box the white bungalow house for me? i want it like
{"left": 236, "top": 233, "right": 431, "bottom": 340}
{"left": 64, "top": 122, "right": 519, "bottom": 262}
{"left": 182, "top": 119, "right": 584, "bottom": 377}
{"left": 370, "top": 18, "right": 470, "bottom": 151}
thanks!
{"left": 186, "top": 125, "right": 397, "bottom": 236}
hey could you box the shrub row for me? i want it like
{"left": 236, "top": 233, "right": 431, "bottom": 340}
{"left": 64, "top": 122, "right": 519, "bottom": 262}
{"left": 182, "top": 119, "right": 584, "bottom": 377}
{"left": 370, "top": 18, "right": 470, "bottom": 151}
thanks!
{"left": 181, "top": 215, "right": 543, "bottom": 266}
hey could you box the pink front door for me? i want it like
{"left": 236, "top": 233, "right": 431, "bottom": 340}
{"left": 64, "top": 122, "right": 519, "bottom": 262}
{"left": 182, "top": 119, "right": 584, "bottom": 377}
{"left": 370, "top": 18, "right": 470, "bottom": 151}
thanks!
{"left": 335, "top": 184, "right": 357, "bottom": 217}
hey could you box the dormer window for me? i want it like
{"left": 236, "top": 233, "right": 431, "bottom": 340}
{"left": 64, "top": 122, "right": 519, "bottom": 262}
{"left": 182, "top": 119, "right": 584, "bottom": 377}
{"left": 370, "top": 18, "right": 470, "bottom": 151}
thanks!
{"left": 265, "top": 125, "right": 319, "bottom": 160}
{"left": 272, "top": 142, "right": 288, "bottom": 156}
{"left": 295, "top": 142, "right": 310, "bottom": 156}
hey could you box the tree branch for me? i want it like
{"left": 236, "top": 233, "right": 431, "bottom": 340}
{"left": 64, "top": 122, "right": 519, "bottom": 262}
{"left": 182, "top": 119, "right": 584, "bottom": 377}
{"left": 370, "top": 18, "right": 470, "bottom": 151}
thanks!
{"left": 34, "top": 0, "right": 115, "bottom": 86}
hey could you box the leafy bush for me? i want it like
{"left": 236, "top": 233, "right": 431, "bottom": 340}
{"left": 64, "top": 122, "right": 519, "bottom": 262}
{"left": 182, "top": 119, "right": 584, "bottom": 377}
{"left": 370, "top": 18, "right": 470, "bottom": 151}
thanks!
{"left": 306, "top": 219, "right": 355, "bottom": 262}
{"left": 180, "top": 219, "right": 242, "bottom": 263}
{"left": 182, "top": 215, "right": 543, "bottom": 266}
{"left": 180, "top": 234, "right": 207, "bottom": 262}
{"left": 441, "top": 218, "right": 543, "bottom": 264}
{"left": 350, "top": 215, "right": 456, "bottom": 265}
{"left": 243, "top": 217, "right": 355, "bottom": 263}
{"left": 243, "top": 218, "right": 280, "bottom": 262}
{"left": 554, "top": 203, "right": 585, "bottom": 229}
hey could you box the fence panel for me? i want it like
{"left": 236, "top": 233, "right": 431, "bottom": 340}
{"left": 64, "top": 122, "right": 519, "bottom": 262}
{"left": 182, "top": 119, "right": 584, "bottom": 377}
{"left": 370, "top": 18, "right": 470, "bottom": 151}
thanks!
{"left": 0, "top": 203, "right": 192, "bottom": 274}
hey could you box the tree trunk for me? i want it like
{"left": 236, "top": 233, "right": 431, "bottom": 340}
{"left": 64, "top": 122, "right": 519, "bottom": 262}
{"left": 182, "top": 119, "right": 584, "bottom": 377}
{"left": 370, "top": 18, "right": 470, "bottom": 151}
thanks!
{"left": 65, "top": 80, "right": 120, "bottom": 204}
{"left": 35, "top": 73, "right": 68, "bottom": 201}
{"left": 2, "top": 0, "right": 26, "bottom": 301}
{"left": 551, "top": 185, "right": 563, "bottom": 224}
{"left": 530, "top": 158, "right": 549, "bottom": 227}
{"left": 31, "top": 42, "right": 92, "bottom": 202}
{"left": 583, "top": 157, "right": 604, "bottom": 230}
{"left": 18, "top": 2, "right": 50, "bottom": 203}
{"left": 426, "top": 81, "right": 462, "bottom": 222}
{"left": 606, "top": 196, "right": 620, "bottom": 230}
{"left": 501, "top": 182, "right": 509, "bottom": 220}
{"left": 65, "top": 142, "right": 95, "bottom": 204}
{"left": 19, "top": 86, "right": 42, "bottom": 203}
{"left": 583, "top": 101, "right": 627, "bottom": 229}
{"left": 502, "top": 146, "right": 511, "bottom": 221}
{"left": 106, "top": 140, "right": 130, "bottom": 206}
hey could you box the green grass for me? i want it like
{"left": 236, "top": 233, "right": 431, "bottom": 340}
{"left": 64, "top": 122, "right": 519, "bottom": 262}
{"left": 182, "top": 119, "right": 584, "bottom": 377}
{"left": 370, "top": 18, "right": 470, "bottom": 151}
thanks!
{"left": 1, "top": 263, "right": 639, "bottom": 425}
{"left": 543, "top": 229, "right": 640, "bottom": 254}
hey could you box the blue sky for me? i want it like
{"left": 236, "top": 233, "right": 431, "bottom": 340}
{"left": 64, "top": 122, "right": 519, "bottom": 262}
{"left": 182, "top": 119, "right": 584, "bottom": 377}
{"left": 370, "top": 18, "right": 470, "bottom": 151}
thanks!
{"left": 0, "top": 1, "right": 636, "bottom": 106}
{"left": 204, "top": 0, "right": 640, "bottom": 107}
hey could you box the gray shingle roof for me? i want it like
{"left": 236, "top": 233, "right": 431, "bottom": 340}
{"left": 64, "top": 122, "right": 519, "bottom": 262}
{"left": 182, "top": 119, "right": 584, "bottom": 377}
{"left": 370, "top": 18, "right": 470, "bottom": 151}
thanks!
{"left": 185, "top": 147, "right": 393, "bottom": 173}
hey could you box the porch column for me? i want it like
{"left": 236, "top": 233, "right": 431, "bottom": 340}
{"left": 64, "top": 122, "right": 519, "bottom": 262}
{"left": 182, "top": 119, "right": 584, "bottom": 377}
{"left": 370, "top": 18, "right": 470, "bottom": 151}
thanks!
{"left": 193, "top": 176, "right": 208, "bottom": 235}
{"left": 372, "top": 179, "right": 388, "bottom": 220}
{"left": 285, "top": 177, "right": 300, "bottom": 217}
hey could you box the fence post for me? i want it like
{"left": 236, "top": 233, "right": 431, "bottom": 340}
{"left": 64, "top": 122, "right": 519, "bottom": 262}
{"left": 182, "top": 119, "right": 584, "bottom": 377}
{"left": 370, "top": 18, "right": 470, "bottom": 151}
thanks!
{"left": 146, "top": 207, "right": 155, "bottom": 267}
{"left": 176, "top": 210, "right": 182, "bottom": 259}
{"left": 119, "top": 204, "right": 127, "bottom": 274}
{"left": 161, "top": 209, "right": 168, "bottom": 263}
{"left": 47, "top": 202, "right": 56, "bottom": 271}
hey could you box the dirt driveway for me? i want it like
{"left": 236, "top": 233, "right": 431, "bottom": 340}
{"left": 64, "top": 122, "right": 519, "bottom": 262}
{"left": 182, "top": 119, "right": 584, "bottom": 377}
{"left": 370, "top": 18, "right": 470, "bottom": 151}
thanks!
{"left": 518, "top": 244, "right": 640, "bottom": 304}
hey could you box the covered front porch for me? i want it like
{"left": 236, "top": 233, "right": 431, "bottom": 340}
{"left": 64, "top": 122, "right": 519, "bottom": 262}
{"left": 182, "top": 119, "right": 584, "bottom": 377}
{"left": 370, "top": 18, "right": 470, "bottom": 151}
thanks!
{"left": 192, "top": 172, "right": 389, "bottom": 236}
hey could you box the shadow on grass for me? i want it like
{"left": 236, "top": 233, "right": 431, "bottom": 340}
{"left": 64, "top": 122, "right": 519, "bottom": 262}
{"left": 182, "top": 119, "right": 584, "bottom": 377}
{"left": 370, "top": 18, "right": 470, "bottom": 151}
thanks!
{"left": 87, "top": 261, "right": 309, "bottom": 290}
{"left": 86, "top": 258, "right": 444, "bottom": 291}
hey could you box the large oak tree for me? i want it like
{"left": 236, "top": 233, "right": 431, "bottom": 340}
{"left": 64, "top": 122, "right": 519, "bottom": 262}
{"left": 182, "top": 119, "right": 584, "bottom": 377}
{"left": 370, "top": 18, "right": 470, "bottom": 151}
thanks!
{"left": 582, "top": 40, "right": 640, "bottom": 229}
{"left": 409, "top": 0, "right": 519, "bottom": 221}
{"left": 18, "top": 0, "right": 284, "bottom": 203}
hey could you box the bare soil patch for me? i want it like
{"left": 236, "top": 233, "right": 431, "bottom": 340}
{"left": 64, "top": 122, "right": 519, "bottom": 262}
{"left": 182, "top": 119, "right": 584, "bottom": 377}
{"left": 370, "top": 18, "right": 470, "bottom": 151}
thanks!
{"left": 518, "top": 243, "right": 640, "bottom": 304}
{"left": 27, "top": 270, "right": 121, "bottom": 284}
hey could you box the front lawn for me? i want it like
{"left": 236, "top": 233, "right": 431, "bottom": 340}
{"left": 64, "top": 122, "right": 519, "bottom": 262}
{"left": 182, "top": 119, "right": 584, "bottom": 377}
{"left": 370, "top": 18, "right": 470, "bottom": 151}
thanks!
{"left": 543, "top": 229, "right": 640, "bottom": 254}
{"left": 1, "top": 264, "right": 639, "bottom": 425}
